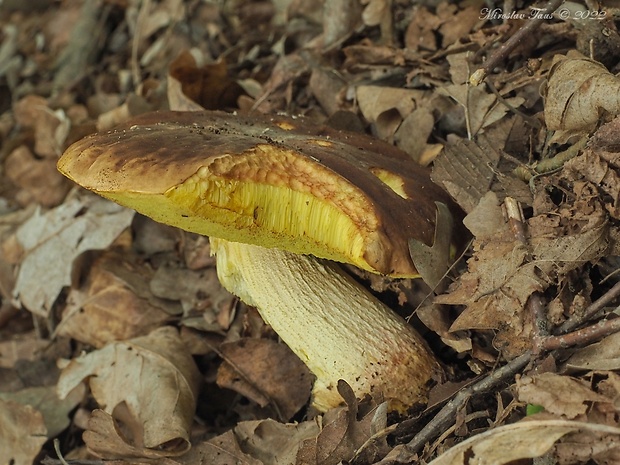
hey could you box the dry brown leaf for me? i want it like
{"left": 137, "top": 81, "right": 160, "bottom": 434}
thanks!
{"left": 432, "top": 122, "right": 531, "bottom": 214}
{"left": 436, "top": 3, "right": 482, "bottom": 48}
{"left": 394, "top": 107, "right": 439, "bottom": 164}
{"left": 168, "top": 51, "right": 244, "bottom": 110}
{"left": 57, "top": 326, "right": 201, "bottom": 458}
{"left": 437, "top": 191, "right": 609, "bottom": 358}
{"left": 253, "top": 53, "right": 310, "bottom": 113}
{"left": 5, "top": 145, "right": 71, "bottom": 207}
{"left": 566, "top": 332, "right": 620, "bottom": 372}
{"left": 438, "top": 83, "right": 524, "bottom": 138}
{"left": 432, "top": 138, "right": 500, "bottom": 213}
{"left": 0, "top": 331, "right": 49, "bottom": 369}
{"left": 83, "top": 409, "right": 187, "bottom": 461}
{"left": 11, "top": 193, "right": 134, "bottom": 317}
{"left": 0, "top": 384, "right": 85, "bottom": 438}
{"left": 297, "top": 381, "right": 391, "bottom": 465}
{"left": 517, "top": 373, "right": 608, "bottom": 419}
{"left": 543, "top": 51, "right": 620, "bottom": 131}
{"left": 405, "top": 5, "right": 440, "bottom": 51}
{"left": 322, "top": 0, "right": 361, "bottom": 49}
{"left": 146, "top": 405, "right": 320, "bottom": 464}
{"left": 233, "top": 419, "right": 320, "bottom": 465}
{"left": 13, "top": 94, "right": 70, "bottom": 157}
{"left": 356, "top": 85, "right": 426, "bottom": 140}
{"left": 564, "top": 116, "right": 620, "bottom": 219}
{"left": 184, "top": 428, "right": 264, "bottom": 465}
{"left": 361, "top": 0, "right": 388, "bottom": 27}
{"left": 178, "top": 418, "right": 319, "bottom": 465}
{"left": 427, "top": 419, "right": 620, "bottom": 465}
{"left": 56, "top": 251, "right": 173, "bottom": 348}
{"left": 149, "top": 264, "right": 228, "bottom": 317}
{"left": 216, "top": 338, "right": 313, "bottom": 421}
{"left": 309, "top": 67, "right": 347, "bottom": 117}
{"left": 0, "top": 397, "right": 47, "bottom": 465}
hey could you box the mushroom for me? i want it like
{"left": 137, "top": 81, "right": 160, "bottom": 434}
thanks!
{"left": 58, "top": 110, "right": 462, "bottom": 412}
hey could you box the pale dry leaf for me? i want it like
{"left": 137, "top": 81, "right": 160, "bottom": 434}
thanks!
{"left": 438, "top": 208, "right": 609, "bottom": 358}
{"left": 0, "top": 384, "right": 85, "bottom": 438}
{"left": 149, "top": 264, "right": 223, "bottom": 315}
{"left": 11, "top": 193, "right": 134, "bottom": 317}
{"left": 12, "top": 95, "right": 70, "bottom": 157}
{"left": 4, "top": 145, "right": 70, "bottom": 207}
{"left": 57, "top": 326, "right": 201, "bottom": 457}
{"left": 436, "top": 3, "right": 481, "bottom": 48}
{"left": 517, "top": 373, "right": 608, "bottom": 419}
{"left": 216, "top": 338, "right": 314, "bottom": 421}
{"left": 0, "top": 331, "right": 49, "bottom": 368}
{"left": 462, "top": 191, "right": 507, "bottom": 240}
{"left": 431, "top": 133, "right": 502, "bottom": 213}
{"left": 438, "top": 83, "right": 524, "bottom": 137}
{"left": 356, "top": 85, "right": 424, "bottom": 139}
{"left": 555, "top": 430, "right": 620, "bottom": 464}
{"left": 566, "top": 331, "right": 620, "bottom": 371}
{"left": 441, "top": 243, "right": 541, "bottom": 357}
{"left": 167, "top": 72, "right": 207, "bottom": 112}
{"left": 361, "top": 0, "right": 388, "bottom": 26}
{"left": 543, "top": 51, "right": 620, "bottom": 131}
{"left": 96, "top": 102, "right": 132, "bottom": 132}
{"left": 298, "top": 382, "right": 391, "bottom": 465}
{"left": 323, "top": 0, "right": 362, "bottom": 48}
{"left": 0, "top": 398, "right": 47, "bottom": 465}
{"left": 56, "top": 251, "right": 172, "bottom": 348}
{"left": 83, "top": 409, "right": 186, "bottom": 461}
{"left": 234, "top": 419, "right": 320, "bottom": 465}
{"left": 427, "top": 420, "right": 620, "bottom": 465}
{"left": 181, "top": 427, "right": 262, "bottom": 465}
{"left": 309, "top": 67, "right": 347, "bottom": 116}
{"left": 404, "top": 6, "right": 440, "bottom": 51}
{"left": 394, "top": 108, "right": 437, "bottom": 163}
{"left": 564, "top": 117, "right": 620, "bottom": 219}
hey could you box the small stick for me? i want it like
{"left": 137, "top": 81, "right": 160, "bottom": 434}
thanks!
{"left": 470, "top": 0, "right": 565, "bottom": 86}
{"left": 398, "top": 353, "right": 531, "bottom": 459}
{"left": 538, "top": 317, "right": 620, "bottom": 352}
{"left": 556, "top": 280, "right": 620, "bottom": 335}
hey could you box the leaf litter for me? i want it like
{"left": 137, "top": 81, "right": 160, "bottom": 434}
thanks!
{"left": 2, "top": 1, "right": 620, "bottom": 464}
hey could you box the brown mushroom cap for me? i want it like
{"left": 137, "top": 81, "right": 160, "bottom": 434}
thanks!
{"left": 58, "top": 110, "right": 461, "bottom": 277}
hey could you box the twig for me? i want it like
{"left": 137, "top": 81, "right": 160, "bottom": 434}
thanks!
{"left": 470, "top": 0, "right": 565, "bottom": 86}
{"left": 53, "top": 439, "right": 70, "bottom": 465}
{"left": 538, "top": 317, "right": 620, "bottom": 352}
{"left": 513, "top": 136, "right": 588, "bottom": 182}
{"left": 504, "top": 196, "right": 527, "bottom": 245}
{"left": 395, "top": 352, "right": 531, "bottom": 460}
{"left": 556, "top": 279, "right": 620, "bottom": 335}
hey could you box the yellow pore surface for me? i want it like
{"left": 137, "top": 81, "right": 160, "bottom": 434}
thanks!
{"left": 104, "top": 145, "right": 379, "bottom": 271}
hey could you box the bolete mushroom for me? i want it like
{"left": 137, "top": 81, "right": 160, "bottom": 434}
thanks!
{"left": 58, "top": 110, "right": 462, "bottom": 412}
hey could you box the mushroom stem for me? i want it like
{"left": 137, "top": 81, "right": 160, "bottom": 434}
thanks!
{"left": 211, "top": 238, "right": 442, "bottom": 412}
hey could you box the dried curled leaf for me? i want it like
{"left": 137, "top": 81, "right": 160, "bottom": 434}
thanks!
{"left": 543, "top": 51, "right": 620, "bottom": 131}
{"left": 427, "top": 420, "right": 620, "bottom": 465}
{"left": 57, "top": 327, "right": 201, "bottom": 458}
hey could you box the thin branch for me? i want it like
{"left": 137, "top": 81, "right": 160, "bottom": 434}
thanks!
{"left": 556, "top": 279, "right": 620, "bottom": 335}
{"left": 399, "top": 353, "right": 531, "bottom": 460}
{"left": 539, "top": 317, "right": 620, "bottom": 352}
